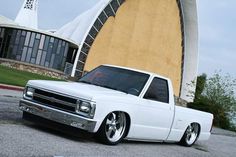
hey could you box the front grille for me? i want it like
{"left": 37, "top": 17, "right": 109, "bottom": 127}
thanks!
{"left": 33, "top": 89, "right": 77, "bottom": 113}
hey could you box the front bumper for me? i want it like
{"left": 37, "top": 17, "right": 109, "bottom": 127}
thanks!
{"left": 19, "top": 99, "right": 96, "bottom": 132}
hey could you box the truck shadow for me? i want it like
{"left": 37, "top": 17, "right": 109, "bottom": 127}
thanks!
{"left": 22, "top": 114, "right": 179, "bottom": 146}
{"left": 21, "top": 113, "right": 209, "bottom": 150}
{"left": 22, "top": 113, "right": 96, "bottom": 143}
{"left": 123, "top": 140, "right": 178, "bottom": 146}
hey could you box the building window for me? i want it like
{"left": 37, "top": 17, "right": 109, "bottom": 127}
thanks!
{"left": 93, "top": 19, "right": 103, "bottom": 32}
{"left": 36, "top": 50, "right": 42, "bottom": 65}
{"left": 21, "top": 31, "right": 26, "bottom": 36}
{"left": 40, "top": 51, "right": 47, "bottom": 66}
{"left": 75, "top": 70, "right": 83, "bottom": 78}
{"left": 36, "top": 33, "right": 40, "bottom": 39}
{"left": 98, "top": 12, "right": 108, "bottom": 24}
{"left": 111, "top": 0, "right": 119, "bottom": 13}
{"left": 26, "top": 48, "right": 32, "bottom": 62}
{"left": 29, "top": 32, "right": 35, "bottom": 47}
{"left": 24, "top": 32, "right": 31, "bottom": 46}
{"left": 79, "top": 53, "right": 87, "bottom": 63}
{"left": 39, "top": 35, "right": 45, "bottom": 49}
{"left": 32, "top": 39, "right": 40, "bottom": 58}
{"left": 89, "top": 27, "right": 98, "bottom": 39}
{"left": 76, "top": 63, "right": 84, "bottom": 71}
{"left": 21, "top": 47, "right": 28, "bottom": 61}
{"left": 104, "top": 4, "right": 114, "bottom": 17}
{"left": 81, "top": 46, "right": 89, "bottom": 55}
{"left": 0, "top": 26, "right": 77, "bottom": 72}
{"left": 118, "top": 0, "right": 125, "bottom": 5}
{"left": 43, "top": 36, "right": 49, "bottom": 50}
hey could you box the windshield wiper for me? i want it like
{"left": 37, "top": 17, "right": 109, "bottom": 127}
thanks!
{"left": 101, "top": 85, "right": 118, "bottom": 91}
{"left": 78, "top": 80, "right": 92, "bottom": 84}
{"left": 79, "top": 82, "right": 128, "bottom": 94}
{"left": 94, "top": 84, "right": 128, "bottom": 94}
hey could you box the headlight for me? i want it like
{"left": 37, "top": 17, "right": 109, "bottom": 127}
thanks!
{"left": 24, "top": 87, "right": 35, "bottom": 99}
{"left": 76, "top": 100, "right": 96, "bottom": 118}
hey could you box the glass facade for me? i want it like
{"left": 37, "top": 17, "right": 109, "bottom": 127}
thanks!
{"left": 74, "top": 0, "right": 125, "bottom": 78}
{"left": 0, "top": 27, "right": 77, "bottom": 71}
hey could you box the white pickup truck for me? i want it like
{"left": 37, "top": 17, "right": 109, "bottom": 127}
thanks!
{"left": 19, "top": 65, "right": 213, "bottom": 146}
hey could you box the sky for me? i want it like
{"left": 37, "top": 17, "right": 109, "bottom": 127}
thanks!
{"left": 0, "top": 0, "right": 235, "bottom": 79}
{"left": 197, "top": 0, "right": 236, "bottom": 78}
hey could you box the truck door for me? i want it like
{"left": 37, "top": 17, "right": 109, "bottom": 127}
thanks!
{"left": 129, "top": 77, "right": 174, "bottom": 140}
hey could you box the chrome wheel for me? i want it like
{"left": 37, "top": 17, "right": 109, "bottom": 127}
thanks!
{"left": 105, "top": 112, "right": 127, "bottom": 143}
{"left": 185, "top": 123, "right": 199, "bottom": 146}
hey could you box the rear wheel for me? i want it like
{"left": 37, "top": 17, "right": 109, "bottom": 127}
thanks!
{"left": 180, "top": 123, "right": 200, "bottom": 147}
{"left": 96, "top": 111, "right": 127, "bottom": 145}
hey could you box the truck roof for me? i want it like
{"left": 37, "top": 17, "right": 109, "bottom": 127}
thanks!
{"left": 103, "top": 64, "right": 170, "bottom": 81}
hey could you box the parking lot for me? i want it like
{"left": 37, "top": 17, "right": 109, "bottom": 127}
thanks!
{"left": 0, "top": 91, "right": 236, "bottom": 157}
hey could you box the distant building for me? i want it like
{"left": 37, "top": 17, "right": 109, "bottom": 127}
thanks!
{"left": 0, "top": 0, "right": 78, "bottom": 74}
{"left": 0, "top": 0, "right": 198, "bottom": 102}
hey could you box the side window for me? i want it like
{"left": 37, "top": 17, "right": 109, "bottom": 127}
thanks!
{"left": 144, "top": 77, "right": 169, "bottom": 103}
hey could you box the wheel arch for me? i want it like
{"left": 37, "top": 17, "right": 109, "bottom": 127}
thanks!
{"left": 100, "top": 110, "right": 131, "bottom": 138}
{"left": 179, "top": 122, "right": 201, "bottom": 147}
{"left": 190, "top": 122, "right": 201, "bottom": 138}
{"left": 183, "top": 122, "right": 201, "bottom": 139}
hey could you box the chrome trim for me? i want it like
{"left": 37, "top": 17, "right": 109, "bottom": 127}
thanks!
{"left": 33, "top": 93, "right": 76, "bottom": 108}
{"left": 19, "top": 99, "right": 96, "bottom": 132}
{"left": 27, "top": 85, "right": 92, "bottom": 102}
{"left": 25, "top": 85, "right": 96, "bottom": 118}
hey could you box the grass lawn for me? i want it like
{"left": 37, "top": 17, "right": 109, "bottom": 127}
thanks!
{"left": 0, "top": 65, "right": 64, "bottom": 87}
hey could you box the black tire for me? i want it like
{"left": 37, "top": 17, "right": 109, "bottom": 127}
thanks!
{"left": 96, "top": 111, "right": 127, "bottom": 145}
{"left": 180, "top": 123, "right": 200, "bottom": 147}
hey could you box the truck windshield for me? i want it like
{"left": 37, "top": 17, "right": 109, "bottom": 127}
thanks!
{"left": 79, "top": 66, "right": 150, "bottom": 96}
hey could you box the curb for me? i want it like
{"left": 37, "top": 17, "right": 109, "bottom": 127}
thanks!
{"left": 0, "top": 84, "right": 24, "bottom": 91}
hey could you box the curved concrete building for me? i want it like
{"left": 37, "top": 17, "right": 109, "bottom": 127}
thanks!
{"left": 0, "top": 0, "right": 198, "bottom": 102}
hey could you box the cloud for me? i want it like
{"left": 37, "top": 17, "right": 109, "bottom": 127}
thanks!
{"left": 197, "top": 0, "right": 236, "bottom": 78}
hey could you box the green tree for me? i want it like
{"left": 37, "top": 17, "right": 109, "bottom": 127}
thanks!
{"left": 188, "top": 72, "right": 236, "bottom": 130}
{"left": 194, "top": 73, "right": 207, "bottom": 101}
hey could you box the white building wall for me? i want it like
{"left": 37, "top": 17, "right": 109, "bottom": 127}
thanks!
{"left": 55, "top": 0, "right": 111, "bottom": 45}
{"left": 15, "top": 0, "right": 38, "bottom": 29}
{"left": 55, "top": 0, "right": 111, "bottom": 76}
{"left": 180, "top": 0, "right": 199, "bottom": 102}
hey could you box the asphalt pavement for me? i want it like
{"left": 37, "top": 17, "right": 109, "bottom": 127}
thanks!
{"left": 0, "top": 89, "right": 236, "bottom": 157}
{"left": 0, "top": 88, "right": 23, "bottom": 98}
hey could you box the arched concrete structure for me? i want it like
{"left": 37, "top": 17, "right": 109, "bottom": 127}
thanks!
{"left": 179, "top": 0, "right": 198, "bottom": 102}
{"left": 56, "top": 0, "right": 198, "bottom": 102}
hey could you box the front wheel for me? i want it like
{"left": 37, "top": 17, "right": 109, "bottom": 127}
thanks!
{"left": 96, "top": 111, "right": 127, "bottom": 145}
{"left": 180, "top": 123, "right": 200, "bottom": 147}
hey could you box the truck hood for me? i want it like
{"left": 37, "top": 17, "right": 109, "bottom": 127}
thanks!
{"left": 27, "top": 80, "right": 129, "bottom": 101}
